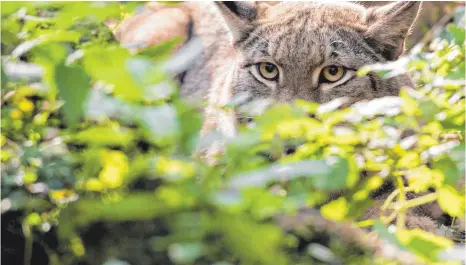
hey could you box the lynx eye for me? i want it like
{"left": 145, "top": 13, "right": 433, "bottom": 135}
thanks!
{"left": 320, "top": 65, "right": 346, "bottom": 83}
{"left": 257, "top": 62, "right": 279, "bottom": 81}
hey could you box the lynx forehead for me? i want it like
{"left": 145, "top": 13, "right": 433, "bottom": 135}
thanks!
{"left": 217, "top": 1, "right": 420, "bottom": 104}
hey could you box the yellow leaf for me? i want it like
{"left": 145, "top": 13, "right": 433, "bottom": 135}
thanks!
{"left": 407, "top": 166, "right": 443, "bottom": 193}
{"left": 18, "top": 99, "right": 34, "bottom": 113}
{"left": 85, "top": 178, "right": 104, "bottom": 192}
{"left": 49, "top": 189, "right": 77, "bottom": 203}
{"left": 419, "top": 135, "right": 439, "bottom": 148}
{"left": 26, "top": 212, "right": 41, "bottom": 226}
{"left": 155, "top": 157, "right": 195, "bottom": 181}
{"left": 321, "top": 197, "right": 348, "bottom": 221}
{"left": 157, "top": 187, "right": 183, "bottom": 207}
{"left": 98, "top": 150, "right": 129, "bottom": 188}
{"left": 23, "top": 171, "right": 37, "bottom": 184}
{"left": 438, "top": 185, "right": 465, "bottom": 217}
{"left": 71, "top": 236, "right": 85, "bottom": 257}
{"left": 397, "top": 152, "right": 420, "bottom": 169}
{"left": 9, "top": 109, "right": 23, "bottom": 120}
{"left": 99, "top": 165, "right": 123, "bottom": 189}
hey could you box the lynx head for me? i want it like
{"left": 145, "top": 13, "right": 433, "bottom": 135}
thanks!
{"left": 215, "top": 1, "right": 421, "bottom": 104}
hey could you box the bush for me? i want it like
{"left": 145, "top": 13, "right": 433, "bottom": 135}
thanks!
{"left": 1, "top": 2, "right": 465, "bottom": 265}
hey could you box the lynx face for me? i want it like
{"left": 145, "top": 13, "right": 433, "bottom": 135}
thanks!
{"left": 216, "top": 1, "right": 420, "bottom": 105}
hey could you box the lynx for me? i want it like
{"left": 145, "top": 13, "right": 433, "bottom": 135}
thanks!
{"left": 116, "top": 1, "right": 419, "bottom": 136}
{"left": 113, "top": 2, "right": 457, "bottom": 233}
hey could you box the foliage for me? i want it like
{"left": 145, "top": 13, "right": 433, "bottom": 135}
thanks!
{"left": 1, "top": 2, "right": 465, "bottom": 265}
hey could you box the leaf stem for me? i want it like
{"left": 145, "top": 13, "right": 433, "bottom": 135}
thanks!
{"left": 382, "top": 210, "right": 398, "bottom": 225}
{"left": 382, "top": 189, "right": 400, "bottom": 211}
{"left": 391, "top": 193, "right": 438, "bottom": 211}
{"left": 357, "top": 219, "right": 375, "bottom": 228}
{"left": 22, "top": 222, "right": 32, "bottom": 265}
{"left": 395, "top": 176, "right": 406, "bottom": 229}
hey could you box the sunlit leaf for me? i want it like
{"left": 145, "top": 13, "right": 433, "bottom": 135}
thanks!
{"left": 396, "top": 228, "right": 453, "bottom": 262}
{"left": 83, "top": 46, "right": 144, "bottom": 101}
{"left": 321, "top": 197, "right": 348, "bottom": 221}
{"left": 72, "top": 126, "right": 134, "bottom": 147}
{"left": 438, "top": 185, "right": 465, "bottom": 217}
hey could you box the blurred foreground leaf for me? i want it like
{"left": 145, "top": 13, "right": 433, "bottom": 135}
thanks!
{"left": 55, "top": 62, "right": 91, "bottom": 125}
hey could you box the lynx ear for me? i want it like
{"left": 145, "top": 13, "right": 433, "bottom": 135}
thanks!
{"left": 215, "top": 1, "right": 259, "bottom": 41}
{"left": 365, "top": 2, "right": 422, "bottom": 60}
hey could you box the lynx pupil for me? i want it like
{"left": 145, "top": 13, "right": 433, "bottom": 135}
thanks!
{"left": 264, "top": 63, "right": 275, "bottom": 73}
{"left": 327, "top": 66, "right": 338, "bottom": 76}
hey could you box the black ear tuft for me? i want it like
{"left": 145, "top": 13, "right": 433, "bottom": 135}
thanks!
{"left": 221, "top": 1, "right": 257, "bottom": 21}
{"left": 215, "top": 1, "right": 258, "bottom": 41}
{"left": 365, "top": 2, "right": 422, "bottom": 60}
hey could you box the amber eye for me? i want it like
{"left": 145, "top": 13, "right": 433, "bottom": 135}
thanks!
{"left": 320, "top": 65, "right": 346, "bottom": 83}
{"left": 257, "top": 62, "right": 279, "bottom": 81}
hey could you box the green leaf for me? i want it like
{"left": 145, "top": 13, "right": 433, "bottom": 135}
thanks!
{"left": 313, "top": 158, "right": 349, "bottom": 191}
{"left": 55, "top": 62, "right": 91, "bottom": 125}
{"left": 1, "top": 63, "right": 7, "bottom": 89}
{"left": 83, "top": 46, "right": 144, "bottom": 101}
{"left": 31, "top": 44, "right": 68, "bottom": 103}
{"left": 3, "top": 190, "right": 28, "bottom": 212}
{"left": 255, "top": 104, "right": 305, "bottom": 129}
{"left": 214, "top": 213, "right": 287, "bottom": 265}
{"left": 447, "top": 62, "right": 465, "bottom": 80}
{"left": 447, "top": 24, "right": 465, "bottom": 46}
{"left": 40, "top": 30, "right": 81, "bottom": 43}
{"left": 372, "top": 221, "right": 407, "bottom": 250}
{"left": 432, "top": 156, "right": 460, "bottom": 187}
{"left": 1, "top": 2, "right": 27, "bottom": 15}
{"left": 419, "top": 99, "right": 442, "bottom": 122}
{"left": 58, "top": 191, "right": 194, "bottom": 239}
{"left": 53, "top": 2, "right": 121, "bottom": 29}
{"left": 71, "top": 126, "right": 135, "bottom": 147}
{"left": 137, "top": 105, "right": 180, "bottom": 146}
{"left": 450, "top": 144, "right": 465, "bottom": 176}
{"left": 396, "top": 229, "right": 453, "bottom": 262}
{"left": 400, "top": 89, "right": 420, "bottom": 116}
{"left": 397, "top": 152, "right": 420, "bottom": 169}
{"left": 26, "top": 212, "right": 42, "bottom": 226}
{"left": 176, "top": 100, "right": 203, "bottom": 153}
{"left": 228, "top": 160, "right": 331, "bottom": 189}
{"left": 168, "top": 243, "right": 204, "bottom": 264}
{"left": 437, "top": 185, "right": 465, "bottom": 217}
{"left": 226, "top": 131, "right": 263, "bottom": 159}
{"left": 138, "top": 37, "right": 183, "bottom": 60}
{"left": 12, "top": 31, "right": 80, "bottom": 58}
